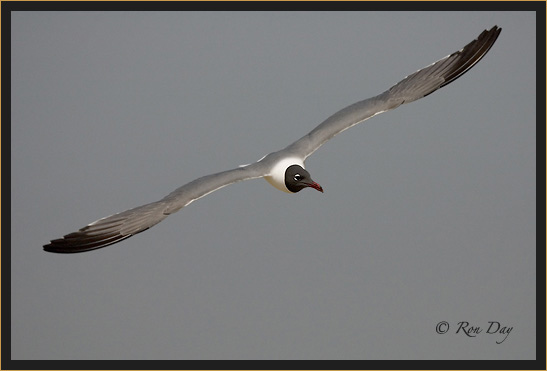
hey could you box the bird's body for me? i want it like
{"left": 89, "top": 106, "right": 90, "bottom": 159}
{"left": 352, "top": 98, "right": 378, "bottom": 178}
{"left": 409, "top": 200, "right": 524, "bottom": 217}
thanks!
{"left": 44, "top": 26, "right": 501, "bottom": 253}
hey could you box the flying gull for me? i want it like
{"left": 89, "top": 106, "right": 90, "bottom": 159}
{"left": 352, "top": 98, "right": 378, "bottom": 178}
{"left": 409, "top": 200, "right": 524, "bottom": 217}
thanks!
{"left": 44, "top": 26, "right": 501, "bottom": 253}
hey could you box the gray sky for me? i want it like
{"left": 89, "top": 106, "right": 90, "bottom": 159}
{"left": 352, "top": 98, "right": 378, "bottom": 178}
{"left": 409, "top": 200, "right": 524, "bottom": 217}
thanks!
{"left": 11, "top": 11, "right": 536, "bottom": 360}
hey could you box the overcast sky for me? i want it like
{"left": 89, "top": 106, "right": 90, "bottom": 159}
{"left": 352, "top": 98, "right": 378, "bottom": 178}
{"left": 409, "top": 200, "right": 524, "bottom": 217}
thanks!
{"left": 11, "top": 11, "right": 536, "bottom": 360}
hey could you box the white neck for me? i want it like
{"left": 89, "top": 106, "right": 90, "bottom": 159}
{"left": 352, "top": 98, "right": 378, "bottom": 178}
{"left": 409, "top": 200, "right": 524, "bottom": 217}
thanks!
{"left": 264, "top": 157, "right": 305, "bottom": 193}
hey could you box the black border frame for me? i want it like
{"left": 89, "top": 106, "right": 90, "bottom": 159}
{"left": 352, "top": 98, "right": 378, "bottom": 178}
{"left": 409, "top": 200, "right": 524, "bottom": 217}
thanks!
{"left": 2, "top": 2, "right": 545, "bottom": 370}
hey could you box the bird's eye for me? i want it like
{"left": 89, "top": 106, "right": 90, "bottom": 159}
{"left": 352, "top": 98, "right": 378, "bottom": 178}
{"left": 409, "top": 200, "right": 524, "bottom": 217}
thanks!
{"left": 293, "top": 174, "right": 302, "bottom": 181}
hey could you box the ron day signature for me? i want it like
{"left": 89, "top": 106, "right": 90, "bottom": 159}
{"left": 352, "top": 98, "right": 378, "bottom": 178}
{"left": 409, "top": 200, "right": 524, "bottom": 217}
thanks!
{"left": 436, "top": 321, "right": 513, "bottom": 344}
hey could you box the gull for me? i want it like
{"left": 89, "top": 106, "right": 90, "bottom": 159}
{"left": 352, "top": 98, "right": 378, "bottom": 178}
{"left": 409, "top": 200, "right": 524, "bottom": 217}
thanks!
{"left": 44, "top": 26, "right": 501, "bottom": 253}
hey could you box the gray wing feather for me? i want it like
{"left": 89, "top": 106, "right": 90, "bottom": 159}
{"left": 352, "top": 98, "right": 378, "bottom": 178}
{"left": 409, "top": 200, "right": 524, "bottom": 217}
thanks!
{"left": 286, "top": 26, "right": 501, "bottom": 159}
{"left": 43, "top": 165, "right": 264, "bottom": 253}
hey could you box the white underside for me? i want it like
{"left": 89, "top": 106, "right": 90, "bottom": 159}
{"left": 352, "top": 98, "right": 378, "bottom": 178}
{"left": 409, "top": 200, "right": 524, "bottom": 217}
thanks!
{"left": 264, "top": 157, "right": 305, "bottom": 193}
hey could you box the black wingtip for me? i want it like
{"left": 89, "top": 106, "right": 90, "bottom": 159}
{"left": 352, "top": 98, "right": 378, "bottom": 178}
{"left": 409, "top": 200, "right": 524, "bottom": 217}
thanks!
{"left": 440, "top": 25, "right": 502, "bottom": 88}
{"left": 43, "top": 233, "right": 133, "bottom": 253}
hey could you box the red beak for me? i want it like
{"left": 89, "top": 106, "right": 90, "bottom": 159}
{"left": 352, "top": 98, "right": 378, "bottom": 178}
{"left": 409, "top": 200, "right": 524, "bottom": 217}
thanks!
{"left": 306, "top": 181, "right": 324, "bottom": 193}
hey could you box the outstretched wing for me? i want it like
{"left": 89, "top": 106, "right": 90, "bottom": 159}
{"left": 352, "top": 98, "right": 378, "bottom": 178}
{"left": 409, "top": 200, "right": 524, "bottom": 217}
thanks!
{"left": 286, "top": 26, "right": 501, "bottom": 160}
{"left": 43, "top": 165, "right": 265, "bottom": 253}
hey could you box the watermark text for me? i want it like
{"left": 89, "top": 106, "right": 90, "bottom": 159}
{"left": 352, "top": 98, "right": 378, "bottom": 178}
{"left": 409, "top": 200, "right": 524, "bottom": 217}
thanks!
{"left": 436, "top": 321, "right": 512, "bottom": 344}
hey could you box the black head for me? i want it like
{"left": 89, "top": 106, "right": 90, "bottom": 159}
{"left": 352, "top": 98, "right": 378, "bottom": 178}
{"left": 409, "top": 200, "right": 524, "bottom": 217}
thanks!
{"left": 284, "top": 165, "right": 323, "bottom": 193}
